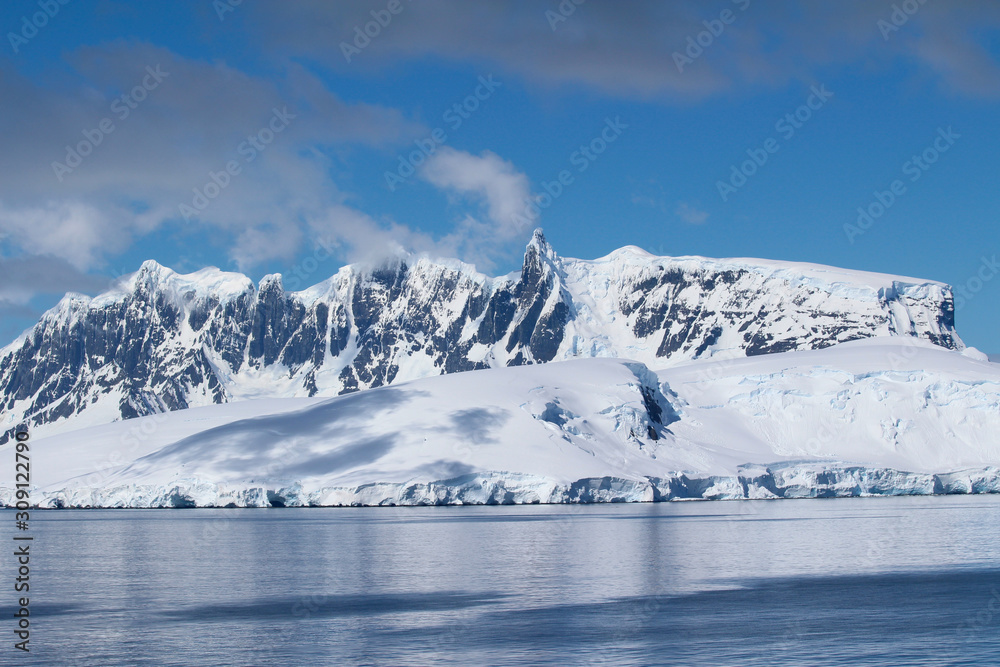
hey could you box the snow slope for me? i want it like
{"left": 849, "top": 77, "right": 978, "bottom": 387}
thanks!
{"left": 4, "top": 338, "right": 997, "bottom": 507}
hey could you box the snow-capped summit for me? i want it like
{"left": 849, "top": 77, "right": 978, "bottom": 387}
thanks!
{"left": 0, "top": 235, "right": 961, "bottom": 441}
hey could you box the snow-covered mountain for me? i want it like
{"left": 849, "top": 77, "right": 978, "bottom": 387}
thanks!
{"left": 8, "top": 338, "right": 997, "bottom": 508}
{"left": 0, "top": 231, "right": 961, "bottom": 441}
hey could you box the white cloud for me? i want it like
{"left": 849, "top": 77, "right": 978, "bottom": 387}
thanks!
{"left": 0, "top": 255, "right": 108, "bottom": 305}
{"left": 0, "top": 41, "right": 425, "bottom": 276}
{"left": 421, "top": 148, "right": 533, "bottom": 236}
{"left": 231, "top": 224, "right": 306, "bottom": 271}
{"left": 306, "top": 205, "right": 436, "bottom": 267}
{"left": 0, "top": 201, "right": 130, "bottom": 270}
{"left": 0, "top": 39, "right": 541, "bottom": 301}
{"left": 675, "top": 202, "right": 709, "bottom": 225}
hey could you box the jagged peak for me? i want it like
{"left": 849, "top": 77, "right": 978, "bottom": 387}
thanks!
{"left": 520, "top": 228, "right": 562, "bottom": 289}
{"left": 49, "top": 292, "right": 92, "bottom": 315}
{"left": 129, "top": 260, "right": 177, "bottom": 296}
{"left": 258, "top": 273, "right": 285, "bottom": 293}
{"left": 525, "top": 228, "right": 556, "bottom": 259}
{"left": 0, "top": 292, "right": 94, "bottom": 354}
{"left": 344, "top": 244, "right": 412, "bottom": 276}
{"left": 138, "top": 259, "right": 172, "bottom": 275}
{"left": 86, "top": 262, "right": 255, "bottom": 310}
{"left": 373, "top": 254, "right": 409, "bottom": 273}
{"left": 260, "top": 273, "right": 283, "bottom": 284}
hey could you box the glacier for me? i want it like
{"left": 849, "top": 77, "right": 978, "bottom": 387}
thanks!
{"left": 4, "top": 337, "right": 998, "bottom": 508}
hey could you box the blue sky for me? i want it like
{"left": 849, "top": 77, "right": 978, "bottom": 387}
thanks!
{"left": 1, "top": 0, "right": 998, "bottom": 352}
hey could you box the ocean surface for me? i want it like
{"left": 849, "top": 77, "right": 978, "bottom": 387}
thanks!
{"left": 3, "top": 495, "right": 1000, "bottom": 666}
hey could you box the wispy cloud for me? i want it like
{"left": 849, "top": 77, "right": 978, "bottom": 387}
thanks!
{"left": 675, "top": 202, "right": 709, "bottom": 225}
{"left": 0, "top": 41, "right": 425, "bottom": 273}
{"left": 421, "top": 148, "right": 532, "bottom": 234}
{"left": 252, "top": 0, "right": 1000, "bottom": 100}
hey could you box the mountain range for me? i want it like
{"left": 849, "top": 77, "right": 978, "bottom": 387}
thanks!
{"left": 0, "top": 231, "right": 961, "bottom": 443}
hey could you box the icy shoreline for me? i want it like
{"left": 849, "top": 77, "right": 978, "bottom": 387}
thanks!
{"left": 6, "top": 464, "right": 999, "bottom": 508}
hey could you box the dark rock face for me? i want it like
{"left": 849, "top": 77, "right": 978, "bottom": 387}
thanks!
{"left": 0, "top": 231, "right": 962, "bottom": 439}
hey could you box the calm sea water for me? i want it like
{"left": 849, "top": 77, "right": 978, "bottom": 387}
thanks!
{"left": 3, "top": 495, "right": 999, "bottom": 666}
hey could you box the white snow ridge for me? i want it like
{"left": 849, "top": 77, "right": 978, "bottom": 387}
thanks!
{"left": 4, "top": 337, "right": 999, "bottom": 507}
